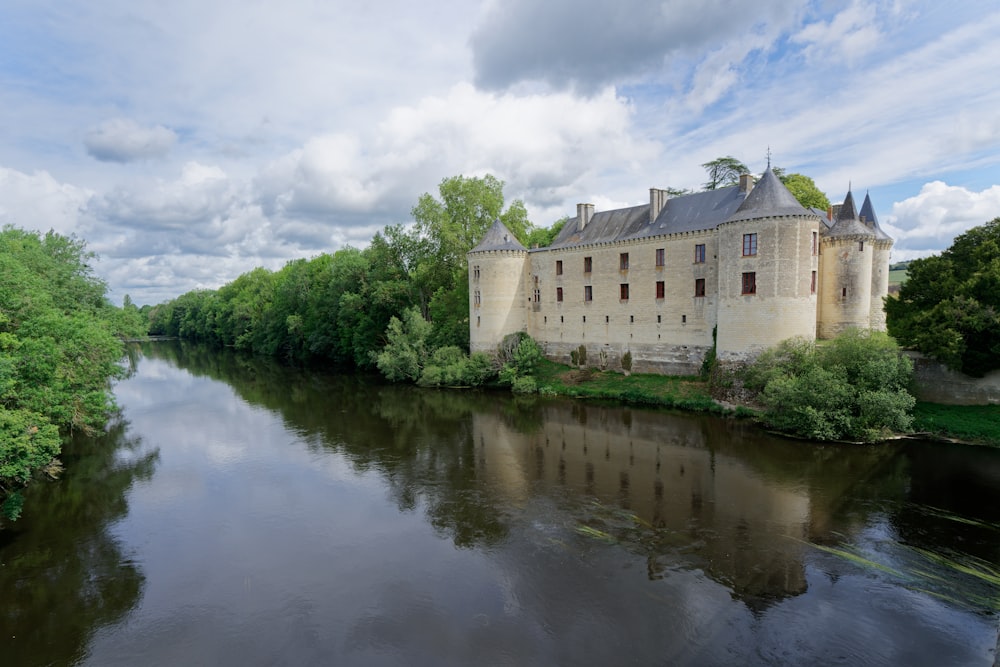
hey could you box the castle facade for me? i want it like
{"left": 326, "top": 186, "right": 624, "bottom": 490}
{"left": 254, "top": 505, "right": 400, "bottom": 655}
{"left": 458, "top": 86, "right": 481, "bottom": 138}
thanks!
{"left": 468, "top": 168, "right": 893, "bottom": 374}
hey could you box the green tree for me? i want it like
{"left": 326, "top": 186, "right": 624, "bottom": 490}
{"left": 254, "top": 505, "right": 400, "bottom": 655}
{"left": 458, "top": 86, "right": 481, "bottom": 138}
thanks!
{"left": 701, "top": 156, "right": 750, "bottom": 190}
{"left": 372, "top": 306, "right": 433, "bottom": 382}
{"left": 886, "top": 218, "right": 1000, "bottom": 376}
{"left": 524, "top": 217, "right": 568, "bottom": 249}
{"left": 741, "top": 330, "right": 914, "bottom": 442}
{"left": 780, "top": 173, "right": 830, "bottom": 210}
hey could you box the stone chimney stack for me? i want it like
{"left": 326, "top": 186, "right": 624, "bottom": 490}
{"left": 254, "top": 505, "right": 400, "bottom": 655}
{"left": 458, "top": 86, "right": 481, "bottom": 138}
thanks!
{"left": 739, "top": 174, "right": 755, "bottom": 193}
{"left": 649, "top": 188, "right": 668, "bottom": 223}
{"left": 576, "top": 203, "right": 594, "bottom": 231}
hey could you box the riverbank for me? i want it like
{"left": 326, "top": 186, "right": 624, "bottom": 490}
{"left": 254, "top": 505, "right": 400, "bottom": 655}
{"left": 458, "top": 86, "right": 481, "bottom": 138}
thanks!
{"left": 531, "top": 359, "right": 1000, "bottom": 446}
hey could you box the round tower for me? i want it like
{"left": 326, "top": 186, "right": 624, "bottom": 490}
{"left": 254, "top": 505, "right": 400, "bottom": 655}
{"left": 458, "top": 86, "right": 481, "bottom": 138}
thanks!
{"left": 467, "top": 219, "right": 529, "bottom": 353}
{"left": 817, "top": 191, "right": 877, "bottom": 338}
{"left": 859, "top": 192, "right": 894, "bottom": 331}
{"left": 716, "top": 168, "right": 821, "bottom": 360}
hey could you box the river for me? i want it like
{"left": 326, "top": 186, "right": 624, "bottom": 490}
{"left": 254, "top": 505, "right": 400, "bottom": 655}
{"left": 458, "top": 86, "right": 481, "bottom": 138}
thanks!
{"left": 2, "top": 340, "right": 999, "bottom": 666}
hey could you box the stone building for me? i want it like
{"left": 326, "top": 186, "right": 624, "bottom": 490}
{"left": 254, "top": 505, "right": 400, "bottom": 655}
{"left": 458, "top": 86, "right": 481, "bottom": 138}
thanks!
{"left": 468, "top": 168, "right": 893, "bottom": 374}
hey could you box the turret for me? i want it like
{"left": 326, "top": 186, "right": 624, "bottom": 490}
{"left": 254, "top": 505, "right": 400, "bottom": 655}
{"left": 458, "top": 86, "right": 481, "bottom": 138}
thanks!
{"left": 468, "top": 219, "right": 529, "bottom": 353}
{"left": 817, "top": 190, "right": 877, "bottom": 338}
{"left": 715, "top": 168, "right": 820, "bottom": 359}
{"left": 859, "top": 192, "right": 894, "bottom": 330}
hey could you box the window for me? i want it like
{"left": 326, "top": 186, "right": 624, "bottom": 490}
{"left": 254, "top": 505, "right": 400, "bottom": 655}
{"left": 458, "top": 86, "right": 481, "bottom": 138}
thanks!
{"left": 556, "top": 260, "right": 563, "bottom": 275}
{"left": 630, "top": 315, "right": 634, "bottom": 323}
{"left": 605, "top": 315, "right": 609, "bottom": 323}
{"left": 859, "top": 240, "right": 865, "bottom": 252}
{"left": 842, "top": 287, "right": 848, "bottom": 298}
{"left": 695, "top": 278, "right": 706, "bottom": 297}
{"left": 811, "top": 271, "right": 817, "bottom": 294}
{"left": 742, "top": 272, "right": 756, "bottom": 295}
{"left": 473, "top": 265, "right": 480, "bottom": 281}
{"left": 476, "top": 316, "right": 480, "bottom": 327}
{"left": 694, "top": 244, "right": 706, "bottom": 263}
{"left": 474, "top": 290, "right": 481, "bottom": 306}
{"left": 656, "top": 280, "right": 665, "bottom": 299}
{"left": 620, "top": 252, "right": 629, "bottom": 270}
{"left": 533, "top": 289, "right": 541, "bottom": 303}
{"left": 682, "top": 315, "right": 686, "bottom": 323}
{"left": 620, "top": 283, "right": 629, "bottom": 301}
{"left": 584, "top": 256, "right": 592, "bottom": 273}
{"left": 657, "top": 314, "right": 661, "bottom": 323}
{"left": 743, "top": 233, "right": 758, "bottom": 256}
{"left": 585, "top": 285, "right": 593, "bottom": 302}
{"left": 556, "top": 287, "right": 563, "bottom": 302}
{"left": 812, "top": 231, "right": 818, "bottom": 255}
{"left": 655, "top": 248, "right": 665, "bottom": 267}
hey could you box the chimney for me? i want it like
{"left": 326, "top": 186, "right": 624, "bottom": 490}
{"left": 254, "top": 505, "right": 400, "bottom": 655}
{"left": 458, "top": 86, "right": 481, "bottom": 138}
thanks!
{"left": 827, "top": 205, "right": 834, "bottom": 222}
{"left": 576, "top": 203, "right": 594, "bottom": 231}
{"left": 739, "top": 174, "right": 755, "bottom": 193}
{"left": 649, "top": 188, "right": 668, "bottom": 223}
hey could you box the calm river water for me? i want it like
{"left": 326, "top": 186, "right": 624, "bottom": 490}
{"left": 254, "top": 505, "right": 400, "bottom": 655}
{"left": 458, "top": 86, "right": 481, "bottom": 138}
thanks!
{"left": 2, "top": 340, "right": 999, "bottom": 666}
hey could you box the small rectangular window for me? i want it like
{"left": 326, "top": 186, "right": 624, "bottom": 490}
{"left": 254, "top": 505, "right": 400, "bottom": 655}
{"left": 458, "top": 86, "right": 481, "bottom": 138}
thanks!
{"left": 557, "top": 287, "right": 563, "bottom": 302}
{"left": 533, "top": 289, "right": 540, "bottom": 303}
{"left": 620, "top": 252, "right": 629, "bottom": 270}
{"left": 694, "top": 244, "right": 706, "bottom": 264}
{"left": 584, "top": 256, "right": 592, "bottom": 273}
{"left": 655, "top": 248, "right": 665, "bottom": 267}
{"left": 743, "top": 233, "right": 758, "bottom": 257}
{"left": 859, "top": 240, "right": 865, "bottom": 252}
{"left": 473, "top": 265, "right": 480, "bottom": 280}
{"left": 605, "top": 315, "right": 609, "bottom": 323}
{"left": 810, "top": 271, "right": 817, "bottom": 294}
{"left": 556, "top": 260, "right": 563, "bottom": 275}
{"left": 842, "top": 287, "right": 848, "bottom": 298}
{"left": 476, "top": 316, "right": 480, "bottom": 327}
{"left": 742, "top": 272, "right": 756, "bottom": 295}
{"left": 585, "top": 285, "right": 593, "bottom": 302}
{"left": 812, "top": 231, "right": 818, "bottom": 255}
{"left": 656, "top": 280, "right": 665, "bottom": 299}
{"left": 657, "top": 314, "right": 661, "bottom": 323}
{"left": 620, "top": 283, "right": 629, "bottom": 301}
{"left": 695, "top": 278, "right": 706, "bottom": 297}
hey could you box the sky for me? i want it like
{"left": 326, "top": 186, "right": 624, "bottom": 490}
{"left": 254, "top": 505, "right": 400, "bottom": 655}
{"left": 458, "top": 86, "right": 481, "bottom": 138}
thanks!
{"left": 2, "top": 0, "right": 999, "bottom": 305}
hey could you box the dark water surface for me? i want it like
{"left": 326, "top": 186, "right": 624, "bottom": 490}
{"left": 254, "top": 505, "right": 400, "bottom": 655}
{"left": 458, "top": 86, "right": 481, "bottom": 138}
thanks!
{"left": 2, "top": 341, "right": 999, "bottom": 666}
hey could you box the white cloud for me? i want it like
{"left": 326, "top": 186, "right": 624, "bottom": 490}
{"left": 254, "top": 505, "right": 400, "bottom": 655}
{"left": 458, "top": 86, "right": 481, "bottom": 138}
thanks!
{"left": 0, "top": 167, "right": 93, "bottom": 236}
{"left": 884, "top": 181, "right": 1000, "bottom": 257}
{"left": 792, "top": 0, "right": 884, "bottom": 65}
{"left": 84, "top": 118, "right": 177, "bottom": 163}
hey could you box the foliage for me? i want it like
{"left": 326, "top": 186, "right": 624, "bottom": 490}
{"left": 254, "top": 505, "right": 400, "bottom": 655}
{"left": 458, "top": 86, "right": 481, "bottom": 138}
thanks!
{"left": 740, "top": 330, "right": 914, "bottom": 442}
{"left": 780, "top": 173, "right": 830, "bottom": 210}
{"left": 701, "top": 156, "right": 750, "bottom": 190}
{"left": 524, "top": 217, "right": 567, "bottom": 249}
{"left": 621, "top": 350, "right": 632, "bottom": 373}
{"left": 498, "top": 335, "right": 543, "bottom": 388}
{"left": 576, "top": 344, "right": 588, "bottom": 367}
{"left": 418, "top": 348, "right": 495, "bottom": 387}
{"left": 886, "top": 218, "right": 1000, "bottom": 376}
{"left": 0, "top": 226, "right": 134, "bottom": 516}
{"left": 373, "top": 306, "right": 432, "bottom": 382}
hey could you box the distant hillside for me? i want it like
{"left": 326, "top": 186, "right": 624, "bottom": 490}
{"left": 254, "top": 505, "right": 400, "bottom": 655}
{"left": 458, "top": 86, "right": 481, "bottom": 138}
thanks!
{"left": 888, "top": 260, "right": 910, "bottom": 293}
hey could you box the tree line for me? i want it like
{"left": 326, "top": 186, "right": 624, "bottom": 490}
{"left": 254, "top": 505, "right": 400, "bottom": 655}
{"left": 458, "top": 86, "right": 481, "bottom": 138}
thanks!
{"left": 0, "top": 226, "right": 146, "bottom": 521}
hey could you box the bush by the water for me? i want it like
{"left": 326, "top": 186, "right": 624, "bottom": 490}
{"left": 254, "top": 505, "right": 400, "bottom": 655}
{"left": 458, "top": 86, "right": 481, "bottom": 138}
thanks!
{"left": 739, "top": 329, "right": 914, "bottom": 442}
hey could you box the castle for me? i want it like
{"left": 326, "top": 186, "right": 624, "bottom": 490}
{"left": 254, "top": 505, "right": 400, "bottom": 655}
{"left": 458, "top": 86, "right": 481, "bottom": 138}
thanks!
{"left": 467, "top": 168, "right": 893, "bottom": 374}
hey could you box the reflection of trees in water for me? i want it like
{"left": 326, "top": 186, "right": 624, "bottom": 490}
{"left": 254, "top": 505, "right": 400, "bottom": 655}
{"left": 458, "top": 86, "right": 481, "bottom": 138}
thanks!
{"left": 141, "top": 340, "right": 511, "bottom": 548}
{"left": 0, "top": 412, "right": 159, "bottom": 666}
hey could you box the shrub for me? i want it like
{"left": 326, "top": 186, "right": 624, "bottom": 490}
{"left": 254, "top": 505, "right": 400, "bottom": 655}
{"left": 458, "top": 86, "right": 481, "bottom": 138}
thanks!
{"left": 741, "top": 329, "right": 914, "bottom": 442}
{"left": 576, "top": 344, "right": 587, "bottom": 367}
{"left": 511, "top": 376, "right": 537, "bottom": 394}
{"left": 621, "top": 350, "right": 632, "bottom": 375}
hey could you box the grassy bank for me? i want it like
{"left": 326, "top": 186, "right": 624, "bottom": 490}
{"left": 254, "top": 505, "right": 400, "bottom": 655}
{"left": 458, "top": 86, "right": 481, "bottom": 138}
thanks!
{"left": 911, "top": 402, "right": 1000, "bottom": 446}
{"left": 531, "top": 359, "right": 737, "bottom": 414}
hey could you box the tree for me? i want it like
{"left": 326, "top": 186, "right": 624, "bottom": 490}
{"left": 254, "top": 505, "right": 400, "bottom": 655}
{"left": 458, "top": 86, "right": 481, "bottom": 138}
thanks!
{"left": 886, "top": 218, "right": 1000, "bottom": 376}
{"left": 740, "top": 330, "right": 914, "bottom": 442}
{"left": 701, "top": 156, "right": 750, "bottom": 190}
{"left": 780, "top": 173, "right": 830, "bottom": 210}
{"left": 524, "top": 217, "right": 568, "bottom": 249}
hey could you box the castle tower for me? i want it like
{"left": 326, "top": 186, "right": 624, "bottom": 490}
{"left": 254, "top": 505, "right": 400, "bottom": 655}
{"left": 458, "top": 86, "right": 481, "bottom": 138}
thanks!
{"left": 859, "top": 192, "right": 894, "bottom": 331}
{"left": 467, "top": 219, "right": 529, "bottom": 353}
{"left": 716, "top": 168, "right": 821, "bottom": 359}
{"left": 817, "top": 191, "right": 877, "bottom": 338}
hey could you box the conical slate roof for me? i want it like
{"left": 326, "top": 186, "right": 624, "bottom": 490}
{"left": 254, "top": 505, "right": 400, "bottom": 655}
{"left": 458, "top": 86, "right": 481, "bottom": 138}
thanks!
{"left": 860, "top": 192, "right": 892, "bottom": 241}
{"left": 726, "top": 168, "right": 812, "bottom": 222}
{"left": 827, "top": 190, "right": 875, "bottom": 238}
{"left": 469, "top": 219, "right": 527, "bottom": 253}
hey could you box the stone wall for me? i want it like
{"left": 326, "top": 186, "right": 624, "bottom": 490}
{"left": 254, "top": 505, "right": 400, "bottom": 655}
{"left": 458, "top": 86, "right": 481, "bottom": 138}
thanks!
{"left": 908, "top": 352, "right": 1000, "bottom": 405}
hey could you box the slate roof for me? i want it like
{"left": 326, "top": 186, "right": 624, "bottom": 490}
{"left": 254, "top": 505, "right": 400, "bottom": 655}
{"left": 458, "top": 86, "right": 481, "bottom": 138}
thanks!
{"left": 860, "top": 192, "right": 892, "bottom": 241}
{"left": 469, "top": 219, "right": 528, "bottom": 252}
{"left": 726, "top": 168, "right": 813, "bottom": 223}
{"left": 827, "top": 190, "right": 876, "bottom": 238}
{"left": 548, "top": 187, "right": 751, "bottom": 249}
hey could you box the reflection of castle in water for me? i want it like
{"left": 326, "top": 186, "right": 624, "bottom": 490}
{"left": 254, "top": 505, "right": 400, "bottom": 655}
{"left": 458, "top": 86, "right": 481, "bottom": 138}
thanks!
{"left": 472, "top": 402, "right": 879, "bottom": 605}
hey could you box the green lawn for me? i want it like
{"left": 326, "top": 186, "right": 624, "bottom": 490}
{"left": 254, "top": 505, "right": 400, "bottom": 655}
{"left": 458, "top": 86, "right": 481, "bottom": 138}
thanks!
{"left": 911, "top": 402, "right": 1000, "bottom": 446}
{"left": 888, "top": 268, "right": 908, "bottom": 287}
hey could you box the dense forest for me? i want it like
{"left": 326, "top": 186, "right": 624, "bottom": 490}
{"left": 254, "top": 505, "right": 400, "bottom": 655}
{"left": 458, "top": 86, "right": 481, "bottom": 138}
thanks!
{"left": 0, "top": 226, "right": 147, "bottom": 520}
